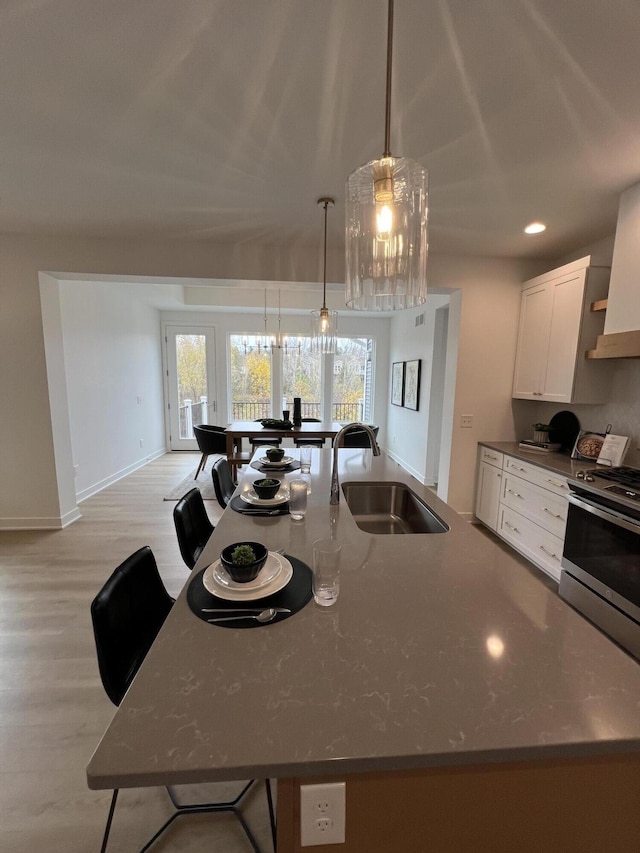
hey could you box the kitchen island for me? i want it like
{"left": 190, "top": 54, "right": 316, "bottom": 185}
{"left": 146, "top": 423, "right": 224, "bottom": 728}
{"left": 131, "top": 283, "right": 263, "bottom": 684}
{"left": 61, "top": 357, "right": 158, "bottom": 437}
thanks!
{"left": 87, "top": 448, "right": 640, "bottom": 851}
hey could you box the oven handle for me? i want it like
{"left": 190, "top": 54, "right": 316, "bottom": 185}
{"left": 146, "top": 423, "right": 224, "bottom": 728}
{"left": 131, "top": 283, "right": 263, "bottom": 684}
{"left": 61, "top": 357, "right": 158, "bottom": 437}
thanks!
{"left": 567, "top": 492, "right": 640, "bottom": 535}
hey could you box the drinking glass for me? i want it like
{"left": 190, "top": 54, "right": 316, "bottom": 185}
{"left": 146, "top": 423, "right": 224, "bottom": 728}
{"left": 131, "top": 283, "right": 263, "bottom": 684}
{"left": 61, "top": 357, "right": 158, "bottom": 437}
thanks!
{"left": 312, "top": 539, "right": 341, "bottom": 606}
{"left": 288, "top": 479, "right": 308, "bottom": 521}
{"left": 299, "top": 445, "right": 312, "bottom": 474}
{"left": 282, "top": 409, "right": 290, "bottom": 421}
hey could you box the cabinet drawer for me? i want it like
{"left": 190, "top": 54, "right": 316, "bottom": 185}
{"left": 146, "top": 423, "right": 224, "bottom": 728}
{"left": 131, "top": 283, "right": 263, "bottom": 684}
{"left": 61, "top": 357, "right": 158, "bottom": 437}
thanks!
{"left": 504, "top": 456, "right": 569, "bottom": 499}
{"left": 498, "top": 505, "right": 563, "bottom": 582}
{"left": 501, "top": 472, "right": 568, "bottom": 538}
{"left": 479, "top": 447, "right": 503, "bottom": 469}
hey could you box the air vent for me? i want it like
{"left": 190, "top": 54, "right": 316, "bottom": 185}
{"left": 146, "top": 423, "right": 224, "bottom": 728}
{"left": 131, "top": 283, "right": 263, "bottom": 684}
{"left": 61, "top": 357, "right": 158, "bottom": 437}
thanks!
{"left": 415, "top": 313, "right": 425, "bottom": 327}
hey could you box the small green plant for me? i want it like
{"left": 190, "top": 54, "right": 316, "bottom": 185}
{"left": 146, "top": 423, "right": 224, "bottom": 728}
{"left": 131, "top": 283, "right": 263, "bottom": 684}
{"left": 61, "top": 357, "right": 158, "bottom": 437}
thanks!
{"left": 532, "top": 423, "right": 550, "bottom": 431}
{"left": 258, "top": 478, "right": 279, "bottom": 486}
{"left": 231, "top": 544, "right": 257, "bottom": 566}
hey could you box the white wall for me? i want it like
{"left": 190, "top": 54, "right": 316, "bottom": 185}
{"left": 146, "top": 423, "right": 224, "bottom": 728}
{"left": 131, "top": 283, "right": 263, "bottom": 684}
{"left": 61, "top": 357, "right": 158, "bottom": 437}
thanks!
{"left": 60, "top": 280, "right": 166, "bottom": 500}
{"left": 387, "top": 294, "right": 451, "bottom": 484}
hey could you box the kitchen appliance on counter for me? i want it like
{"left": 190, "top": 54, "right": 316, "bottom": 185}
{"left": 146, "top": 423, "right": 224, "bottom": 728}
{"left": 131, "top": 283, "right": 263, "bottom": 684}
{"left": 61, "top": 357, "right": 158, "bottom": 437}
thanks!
{"left": 560, "top": 467, "right": 640, "bottom": 659}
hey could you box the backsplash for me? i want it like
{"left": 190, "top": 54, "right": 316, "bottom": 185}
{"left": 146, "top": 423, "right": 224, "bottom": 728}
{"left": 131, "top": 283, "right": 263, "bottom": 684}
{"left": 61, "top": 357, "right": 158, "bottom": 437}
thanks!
{"left": 512, "top": 359, "right": 640, "bottom": 467}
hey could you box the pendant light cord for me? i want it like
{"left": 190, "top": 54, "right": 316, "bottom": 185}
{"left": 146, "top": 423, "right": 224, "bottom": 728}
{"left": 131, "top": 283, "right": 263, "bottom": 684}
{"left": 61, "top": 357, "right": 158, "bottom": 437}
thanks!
{"left": 322, "top": 199, "right": 328, "bottom": 310}
{"left": 383, "top": 0, "right": 394, "bottom": 158}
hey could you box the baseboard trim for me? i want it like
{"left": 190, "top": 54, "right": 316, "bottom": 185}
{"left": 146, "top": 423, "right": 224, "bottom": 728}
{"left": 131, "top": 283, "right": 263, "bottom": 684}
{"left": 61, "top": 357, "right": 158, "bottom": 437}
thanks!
{"left": 0, "top": 508, "right": 82, "bottom": 530}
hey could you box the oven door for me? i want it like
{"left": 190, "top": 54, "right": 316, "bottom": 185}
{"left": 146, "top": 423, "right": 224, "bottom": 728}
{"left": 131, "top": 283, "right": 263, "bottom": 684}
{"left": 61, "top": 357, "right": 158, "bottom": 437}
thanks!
{"left": 561, "top": 490, "right": 640, "bottom": 624}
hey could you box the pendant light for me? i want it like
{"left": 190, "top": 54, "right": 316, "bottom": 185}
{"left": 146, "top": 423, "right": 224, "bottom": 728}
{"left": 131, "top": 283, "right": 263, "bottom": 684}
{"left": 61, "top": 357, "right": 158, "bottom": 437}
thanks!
{"left": 345, "top": 0, "right": 428, "bottom": 311}
{"left": 311, "top": 197, "right": 338, "bottom": 353}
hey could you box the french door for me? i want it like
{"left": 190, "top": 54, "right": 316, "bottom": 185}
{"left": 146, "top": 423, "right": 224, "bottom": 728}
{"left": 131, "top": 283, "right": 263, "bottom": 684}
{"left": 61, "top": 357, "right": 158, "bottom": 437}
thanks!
{"left": 164, "top": 325, "right": 217, "bottom": 451}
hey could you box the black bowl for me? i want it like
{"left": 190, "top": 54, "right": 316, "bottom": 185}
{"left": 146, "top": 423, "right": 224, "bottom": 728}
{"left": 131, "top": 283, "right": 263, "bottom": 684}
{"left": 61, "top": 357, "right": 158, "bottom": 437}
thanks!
{"left": 253, "top": 478, "right": 281, "bottom": 499}
{"left": 220, "top": 541, "right": 269, "bottom": 583}
{"left": 265, "top": 447, "right": 285, "bottom": 462}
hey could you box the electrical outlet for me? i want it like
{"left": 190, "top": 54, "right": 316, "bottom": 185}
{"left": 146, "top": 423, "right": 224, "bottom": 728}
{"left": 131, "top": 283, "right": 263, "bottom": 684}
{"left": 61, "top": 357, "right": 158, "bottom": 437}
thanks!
{"left": 139, "top": 438, "right": 144, "bottom": 448}
{"left": 300, "top": 782, "right": 346, "bottom": 846}
{"left": 460, "top": 414, "right": 474, "bottom": 428}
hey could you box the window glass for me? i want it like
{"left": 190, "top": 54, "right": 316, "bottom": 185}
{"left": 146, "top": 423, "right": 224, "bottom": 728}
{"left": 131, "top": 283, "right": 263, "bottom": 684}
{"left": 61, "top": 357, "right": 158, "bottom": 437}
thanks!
{"left": 282, "top": 337, "right": 321, "bottom": 418}
{"left": 332, "top": 337, "right": 373, "bottom": 422}
{"left": 229, "top": 335, "right": 272, "bottom": 420}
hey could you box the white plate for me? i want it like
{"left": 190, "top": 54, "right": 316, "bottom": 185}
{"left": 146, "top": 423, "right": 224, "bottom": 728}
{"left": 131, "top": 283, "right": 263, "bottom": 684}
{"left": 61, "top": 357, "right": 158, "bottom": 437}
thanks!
{"left": 213, "top": 553, "right": 282, "bottom": 590}
{"left": 203, "top": 554, "right": 293, "bottom": 600}
{"left": 241, "top": 487, "right": 289, "bottom": 506}
{"left": 260, "top": 455, "right": 295, "bottom": 468}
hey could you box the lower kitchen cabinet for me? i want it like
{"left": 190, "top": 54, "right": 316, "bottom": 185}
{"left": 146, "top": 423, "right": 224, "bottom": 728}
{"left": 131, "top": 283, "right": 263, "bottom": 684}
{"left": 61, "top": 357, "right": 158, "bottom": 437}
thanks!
{"left": 475, "top": 447, "right": 569, "bottom": 582}
{"left": 474, "top": 447, "right": 503, "bottom": 531}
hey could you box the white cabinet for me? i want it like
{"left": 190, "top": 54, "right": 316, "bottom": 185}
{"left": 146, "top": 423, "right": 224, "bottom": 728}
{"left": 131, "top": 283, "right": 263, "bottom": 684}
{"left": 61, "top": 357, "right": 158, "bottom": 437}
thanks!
{"left": 512, "top": 255, "right": 610, "bottom": 404}
{"left": 475, "top": 447, "right": 503, "bottom": 531}
{"left": 475, "top": 448, "right": 569, "bottom": 582}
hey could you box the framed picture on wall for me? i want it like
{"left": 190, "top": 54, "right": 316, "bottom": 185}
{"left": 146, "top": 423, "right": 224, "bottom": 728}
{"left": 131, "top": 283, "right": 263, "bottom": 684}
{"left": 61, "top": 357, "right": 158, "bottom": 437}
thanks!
{"left": 404, "top": 359, "right": 421, "bottom": 410}
{"left": 391, "top": 361, "right": 405, "bottom": 406}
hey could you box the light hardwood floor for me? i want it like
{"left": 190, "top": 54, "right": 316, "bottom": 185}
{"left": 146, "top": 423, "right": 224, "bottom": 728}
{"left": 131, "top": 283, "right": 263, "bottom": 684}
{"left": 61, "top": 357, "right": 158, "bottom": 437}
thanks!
{"left": 0, "top": 452, "right": 274, "bottom": 853}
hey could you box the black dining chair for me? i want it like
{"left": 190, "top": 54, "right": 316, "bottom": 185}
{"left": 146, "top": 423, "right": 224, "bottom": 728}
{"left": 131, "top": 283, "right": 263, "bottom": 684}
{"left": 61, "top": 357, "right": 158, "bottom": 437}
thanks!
{"left": 340, "top": 424, "right": 380, "bottom": 448}
{"left": 173, "top": 488, "right": 214, "bottom": 570}
{"left": 212, "top": 457, "right": 236, "bottom": 509}
{"left": 193, "top": 424, "right": 227, "bottom": 479}
{"left": 249, "top": 419, "right": 283, "bottom": 449}
{"left": 293, "top": 418, "right": 325, "bottom": 448}
{"left": 90, "top": 546, "right": 273, "bottom": 853}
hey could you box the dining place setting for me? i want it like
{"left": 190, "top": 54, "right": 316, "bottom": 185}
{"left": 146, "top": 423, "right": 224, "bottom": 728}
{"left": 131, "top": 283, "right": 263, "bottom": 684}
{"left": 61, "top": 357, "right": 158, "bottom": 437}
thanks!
{"left": 186, "top": 539, "right": 313, "bottom": 628}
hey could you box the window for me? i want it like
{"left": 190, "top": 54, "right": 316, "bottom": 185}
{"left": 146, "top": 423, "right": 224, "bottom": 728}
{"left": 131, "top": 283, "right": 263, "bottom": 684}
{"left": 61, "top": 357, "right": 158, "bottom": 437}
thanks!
{"left": 229, "top": 335, "right": 272, "bottom": 420}
{"left": 228, "top": 333, "right": 374, "bottom": 423}
{"left": 282, "top": 338, "right": 321, "bottom": 418}
{"left": 332, "top": 337, "right": 373, "bottom": 422}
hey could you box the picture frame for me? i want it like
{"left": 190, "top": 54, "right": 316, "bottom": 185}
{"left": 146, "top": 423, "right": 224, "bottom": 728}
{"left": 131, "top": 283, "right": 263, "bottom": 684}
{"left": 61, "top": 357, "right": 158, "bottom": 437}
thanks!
{"left": 391, "top": 361, "right": 405, "bottom": 406}
{"left": 404, "top": 359, "right": 421, "bottom": 411}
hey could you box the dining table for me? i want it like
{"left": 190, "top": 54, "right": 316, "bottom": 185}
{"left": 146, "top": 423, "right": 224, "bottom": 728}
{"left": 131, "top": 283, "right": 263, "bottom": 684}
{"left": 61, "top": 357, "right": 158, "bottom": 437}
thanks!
{"left": 225, "top": 419, "right": 343, "bottom": 480}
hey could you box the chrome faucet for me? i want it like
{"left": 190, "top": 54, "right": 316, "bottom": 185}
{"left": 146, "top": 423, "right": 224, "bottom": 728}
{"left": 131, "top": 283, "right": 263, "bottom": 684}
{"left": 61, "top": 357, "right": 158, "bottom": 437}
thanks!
{"left": 330, "top": 423, "right": 380, "bottom": 505}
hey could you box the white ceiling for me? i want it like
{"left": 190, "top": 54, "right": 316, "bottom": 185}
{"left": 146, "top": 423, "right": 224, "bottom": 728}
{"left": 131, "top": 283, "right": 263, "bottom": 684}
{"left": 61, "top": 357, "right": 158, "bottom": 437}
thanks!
{"left": 3, "top": 0, "right": 640, "bottom": 260}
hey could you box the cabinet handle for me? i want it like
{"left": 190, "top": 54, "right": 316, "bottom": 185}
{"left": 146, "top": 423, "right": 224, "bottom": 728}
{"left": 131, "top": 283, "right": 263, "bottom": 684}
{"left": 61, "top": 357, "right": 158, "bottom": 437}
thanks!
{"left": 506, "top": 489, "right": 523, "bottom": 498}
{"left": 539, "top": 545, "right": 559, "bottom": 560}
{"left": 485, "top": 453, "right": 498, "bottom": 460}
{"left": 545, "top": 478, "right": 566, "bottom": 489}
{"left": 542, "top": 507, "right": 563, "bottom": 519}
{"left": 505, "top": 522, "right": 520, "bottom": 532}
{"left": 511, "top": 464, "right": 526, "bottom": 471}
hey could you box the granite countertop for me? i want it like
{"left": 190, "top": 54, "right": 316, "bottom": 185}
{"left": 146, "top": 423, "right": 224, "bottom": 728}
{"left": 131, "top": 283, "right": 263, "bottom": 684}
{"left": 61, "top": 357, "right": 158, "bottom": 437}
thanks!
{"left": 87, "top": 448, "right": 640, "bottom": 791}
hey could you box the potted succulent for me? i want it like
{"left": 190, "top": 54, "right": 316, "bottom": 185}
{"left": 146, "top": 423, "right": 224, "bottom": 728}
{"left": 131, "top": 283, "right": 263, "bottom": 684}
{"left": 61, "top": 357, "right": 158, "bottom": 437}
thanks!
{"left": 532, "top": 422, "right": 551, "bottom": 443}
{"left": 220, "top": 541, "right": 268, "bottom": 583}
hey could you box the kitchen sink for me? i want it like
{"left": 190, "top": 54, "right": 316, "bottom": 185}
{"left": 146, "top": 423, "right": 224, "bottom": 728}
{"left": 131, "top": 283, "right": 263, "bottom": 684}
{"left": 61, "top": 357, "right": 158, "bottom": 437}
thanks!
{"left": 341, "top": 481, "right": 450, "bottom": 534}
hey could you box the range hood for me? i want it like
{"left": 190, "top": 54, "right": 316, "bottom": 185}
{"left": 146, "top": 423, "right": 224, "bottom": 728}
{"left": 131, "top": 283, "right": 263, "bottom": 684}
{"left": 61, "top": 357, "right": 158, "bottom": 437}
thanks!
{"left": 588, "top": 181, "right": 640, "bottom": 359}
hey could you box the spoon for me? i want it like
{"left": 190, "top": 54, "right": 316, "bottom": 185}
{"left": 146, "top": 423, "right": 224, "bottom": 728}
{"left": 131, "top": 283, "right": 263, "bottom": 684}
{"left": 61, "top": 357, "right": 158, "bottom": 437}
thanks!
{"left": 207, "top": 607, "right": 281, "bottom": 624}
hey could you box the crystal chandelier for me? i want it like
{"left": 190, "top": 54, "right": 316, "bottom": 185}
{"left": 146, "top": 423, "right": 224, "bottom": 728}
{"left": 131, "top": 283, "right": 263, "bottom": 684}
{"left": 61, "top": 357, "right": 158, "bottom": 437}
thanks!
{"left": 345, "top": 0, "right": 428, "bottom": 311}
{"left": 311, "top": 197, "right": 338, "bottom": 353}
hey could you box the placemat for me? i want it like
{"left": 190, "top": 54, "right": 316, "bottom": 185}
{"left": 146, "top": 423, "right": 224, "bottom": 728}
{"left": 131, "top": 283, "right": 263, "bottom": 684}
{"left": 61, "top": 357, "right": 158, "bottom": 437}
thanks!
{"left": 187, "top": 555, "right": 312, "bottom": 628}
{"left": 250, "top": 460, "right": 301, "bottom": 474}
{"left": 230, "top": 495, "right": 290, "bottom": 516}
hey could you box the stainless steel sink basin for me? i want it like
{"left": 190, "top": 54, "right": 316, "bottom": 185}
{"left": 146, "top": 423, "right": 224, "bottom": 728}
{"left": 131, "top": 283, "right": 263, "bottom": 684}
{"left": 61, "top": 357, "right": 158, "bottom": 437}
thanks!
{"left": 341, "top": 481, "right": 450, "bottom": 534}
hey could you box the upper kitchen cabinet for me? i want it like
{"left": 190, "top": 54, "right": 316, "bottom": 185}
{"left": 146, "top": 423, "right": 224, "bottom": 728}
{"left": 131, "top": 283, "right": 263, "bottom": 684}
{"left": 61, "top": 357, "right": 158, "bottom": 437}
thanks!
{"left": 512, "top": 256, "right": 611, "bottom": 403}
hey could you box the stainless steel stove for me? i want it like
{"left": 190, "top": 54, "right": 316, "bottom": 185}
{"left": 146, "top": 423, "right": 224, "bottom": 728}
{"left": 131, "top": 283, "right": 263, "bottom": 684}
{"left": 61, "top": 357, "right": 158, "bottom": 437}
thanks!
{"left": 574, "top": 466, "right": 640, "bottom": 503}
{"left": 561, "top": 465, "right": 640, "bottom": 660}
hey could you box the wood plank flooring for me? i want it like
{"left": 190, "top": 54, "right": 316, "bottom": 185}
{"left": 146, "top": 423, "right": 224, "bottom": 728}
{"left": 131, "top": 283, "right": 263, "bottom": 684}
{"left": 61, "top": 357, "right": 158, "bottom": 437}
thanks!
{"left": 0, "top": 453, "right": 273, "bottom": 853}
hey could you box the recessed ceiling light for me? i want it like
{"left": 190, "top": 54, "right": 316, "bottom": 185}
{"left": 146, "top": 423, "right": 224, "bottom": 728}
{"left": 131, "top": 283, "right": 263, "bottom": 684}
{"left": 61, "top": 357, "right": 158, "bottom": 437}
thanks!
{"left": 524, "top": 222, "right": 546, "bottom": 234}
